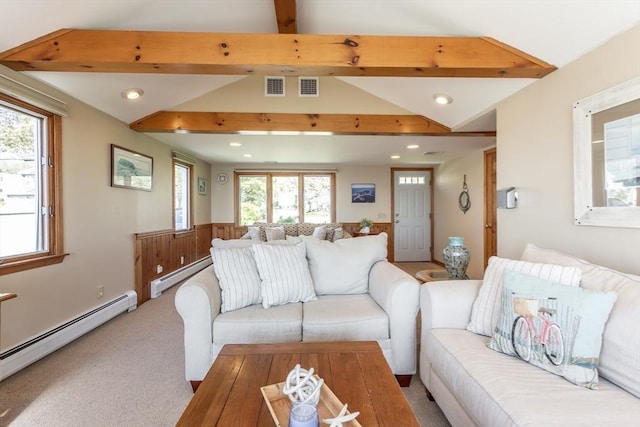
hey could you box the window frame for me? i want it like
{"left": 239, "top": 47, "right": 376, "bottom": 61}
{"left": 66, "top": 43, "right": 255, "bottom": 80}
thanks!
{"left": 0, "top": 93, "right": 66, "bottom": 275}
{"left": 173, "top": 159, "right": 193, "bottom": 232}
{"left": 234, "top": 171, "right": 336, "bottom": 225}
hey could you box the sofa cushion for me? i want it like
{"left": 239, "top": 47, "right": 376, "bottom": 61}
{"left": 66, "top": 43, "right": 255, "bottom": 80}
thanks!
{"left": 301, "top": 232, "right": 388, "bottom": 295}
{"left": 467, "top": 256, "right": 582, "bottom": 337}
{"left": 427, "top": 329, "right": 640, "bottom": 427}
{"left": 302, "top": 294, "right": 389, "bottom": 342}
{"left": 521, "top": 243, "right": 640, "bottom": 398}
{"left": 212, "top": 238, "right": 255, "bottom": 249}
{"left": 213, "top": 303, "right": 302, "bottom": 343}
{"left": 252, "top": 242, "right": 317, "bottom": 308}
{"left": 488, "top": 270, "right": 617, "bottom": 389}
{"left": 210, "top": 247, "right": 262, "bottom": 313}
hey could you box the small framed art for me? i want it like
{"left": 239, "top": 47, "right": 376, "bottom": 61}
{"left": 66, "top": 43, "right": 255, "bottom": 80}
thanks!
{"left": 198, "top": 177, "right": 208, "bottom": 195}
{"left": 110, "top": 144, "right": 153, "bottom": 191}
{"left": 351, "top": 183, "right": 376, "bottom": 203}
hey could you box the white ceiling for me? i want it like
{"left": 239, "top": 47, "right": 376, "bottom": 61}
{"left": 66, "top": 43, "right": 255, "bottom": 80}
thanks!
{"left": 1, "top": 0, "right": 638, "bottom": 165}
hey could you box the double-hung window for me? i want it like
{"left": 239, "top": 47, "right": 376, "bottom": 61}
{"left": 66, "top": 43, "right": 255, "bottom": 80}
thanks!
{"left": 173, "top": 160, "right": 192, "bottom": 231}
{"left": 237, "top": 172, "right": 335, "bottom": 225}
{"left": 0, "top": 93, "right": 64, "bottom": 275}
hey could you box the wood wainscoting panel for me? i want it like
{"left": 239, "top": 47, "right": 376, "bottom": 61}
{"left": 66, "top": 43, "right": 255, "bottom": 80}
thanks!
{"left": 134, "top": 225, "right": 213, "bottom": 305}
{"left": 196, "top": 224, "right": 213, "bottom": 259}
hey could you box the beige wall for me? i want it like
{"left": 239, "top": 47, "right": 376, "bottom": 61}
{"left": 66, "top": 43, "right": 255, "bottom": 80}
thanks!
{"left": 211, "top": 164, "right": 393, "bottom": 223}
{"left": 176, "top": 76, "right": 412, "bottom": 114}
{"left": 433, "top": 149, "right": 488, "bottom": 278}
{"left": 1, "top": 66, "right": 211, "bottom": 350}
{"left": 496, "top": 26, "right": 640, "bottom": 275}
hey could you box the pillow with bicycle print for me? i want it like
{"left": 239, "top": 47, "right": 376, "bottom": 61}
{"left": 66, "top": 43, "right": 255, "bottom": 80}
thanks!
{"left": 488, "top": 269, "right": 617, "bottom": 389}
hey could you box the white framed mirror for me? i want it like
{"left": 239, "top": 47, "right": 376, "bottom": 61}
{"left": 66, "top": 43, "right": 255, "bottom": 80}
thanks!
{"left": 573, "top": 76, "right": 640, "bottom": 228}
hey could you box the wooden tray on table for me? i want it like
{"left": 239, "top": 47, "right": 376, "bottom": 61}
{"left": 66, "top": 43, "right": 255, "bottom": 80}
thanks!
{"left": 260, "top": 377, "right": 362, "bottom": 427}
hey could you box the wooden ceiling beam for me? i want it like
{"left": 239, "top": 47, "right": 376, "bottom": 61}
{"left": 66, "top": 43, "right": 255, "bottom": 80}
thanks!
{"left": 274, "top": 0, "right": 297, "bottom": 34}
{"left": 0, "top": 29, "right": 556, "bottom": 78}
{"left": 129, "top": 111, "right": 496, "bottom": 137}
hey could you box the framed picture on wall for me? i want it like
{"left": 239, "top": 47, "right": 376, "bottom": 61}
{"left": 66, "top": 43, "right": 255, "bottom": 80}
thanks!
{"left": 351, "top": 183, "right": 376, "bottom": 203}
{"left": 198, "top": 177, "right": 208, "bottom": 195}
{"left": 110, "top": 144, "right": 153, "bottom": 191}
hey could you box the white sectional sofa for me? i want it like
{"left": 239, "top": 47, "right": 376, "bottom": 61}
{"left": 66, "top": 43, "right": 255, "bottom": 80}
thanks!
{"left": 420, "top": 244, "right": 640, "bottom": 426}
{"left": 175, "top": 232, "right": 420, "bottom": 391}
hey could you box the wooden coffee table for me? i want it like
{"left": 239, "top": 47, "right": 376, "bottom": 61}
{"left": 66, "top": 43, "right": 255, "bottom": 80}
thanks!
{"left": 176, "top": 341, "right": 419, "bottom": 426}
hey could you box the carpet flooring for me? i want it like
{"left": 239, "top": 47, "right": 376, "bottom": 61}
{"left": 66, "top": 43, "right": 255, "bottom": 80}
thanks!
{"left": 0, "top": 271, "right": 450, "bottom": 427}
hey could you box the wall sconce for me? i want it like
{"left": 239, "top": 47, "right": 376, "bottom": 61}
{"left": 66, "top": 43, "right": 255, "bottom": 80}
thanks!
{"left": 497, "top": 187, "right": 518, "bottom": 209}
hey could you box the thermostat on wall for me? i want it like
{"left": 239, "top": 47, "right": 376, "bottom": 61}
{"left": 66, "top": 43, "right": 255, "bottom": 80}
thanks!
{"left": 217, "top": 173, "right": 228, "bottom": 185}
{"left": 497, "top": 187, "right": 517, "bottom": 209}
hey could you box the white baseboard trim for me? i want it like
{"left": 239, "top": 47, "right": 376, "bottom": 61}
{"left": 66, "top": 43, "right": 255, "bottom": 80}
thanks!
{"left": 0, "top": 290, "right": 137, "bottom": 381}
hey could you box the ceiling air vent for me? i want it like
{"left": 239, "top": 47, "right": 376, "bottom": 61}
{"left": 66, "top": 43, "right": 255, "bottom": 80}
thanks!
{"left": 265, "top": 76, "right": 285, "bottom": 97}
{"left": 299, "top": 77, "right": 319, "bottom": 97}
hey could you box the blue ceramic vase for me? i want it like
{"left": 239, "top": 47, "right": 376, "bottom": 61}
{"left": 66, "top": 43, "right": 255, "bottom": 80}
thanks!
{"left": 443, "top": 236, "right": 470, "bottom": 279}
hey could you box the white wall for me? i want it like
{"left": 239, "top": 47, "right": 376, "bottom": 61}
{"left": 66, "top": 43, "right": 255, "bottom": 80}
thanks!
{"left": 1, "top": 66, "right": 211, "bottom": 351}
{"left": 433, "top": 149, "right": 487, "bottom": 277}
{"left": 496, "top": 26, "right": 640, "bottom": 275}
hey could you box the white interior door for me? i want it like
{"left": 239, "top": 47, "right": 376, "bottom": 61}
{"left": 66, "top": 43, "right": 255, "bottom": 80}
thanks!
{"left": 393, "top": 170, "right": 431, "bottom": 262}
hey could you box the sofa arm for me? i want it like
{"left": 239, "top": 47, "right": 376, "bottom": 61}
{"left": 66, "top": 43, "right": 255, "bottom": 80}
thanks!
{"left": 420, "top": 280, "right": 482, "bottom": 333}
{"left": 174, "top": 265, "right": 221, "bottom": 382}
{"left": 369, "top": 261, "right": 420, "bottom": 374}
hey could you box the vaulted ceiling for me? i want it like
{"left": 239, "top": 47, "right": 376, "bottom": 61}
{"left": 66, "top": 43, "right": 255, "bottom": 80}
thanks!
{"left": 1, "top": 0, "right": 638, "bottom": 165}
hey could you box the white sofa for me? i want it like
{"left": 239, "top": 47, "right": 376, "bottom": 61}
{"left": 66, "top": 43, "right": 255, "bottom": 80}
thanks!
{"left": 420, "top": 244, "right": 640, "bottom": 427}
{"left": 176, "top": 232, "right": 420, "bottom": 391}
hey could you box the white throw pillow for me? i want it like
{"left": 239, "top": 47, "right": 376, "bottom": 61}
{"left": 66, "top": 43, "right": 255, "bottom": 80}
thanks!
{"left": 264, "top": 226, "right": 285, "bottom": 242}
{"left": 210, "top": 247, "right": 262, "bottom": 313}
{"left": 301, "top": 232, "right": 388, "bottom": 295}
{"left": 312, "top": 225, "right": 328, "bottom": 240}
{"left": 247, "top": 226, "right": 262, "bottom": 241}
{"left": 466, "top": 256, "right": 582, "bottom": 337}
{"left": 252, "top": 242, "right": 317, "bottom": 308}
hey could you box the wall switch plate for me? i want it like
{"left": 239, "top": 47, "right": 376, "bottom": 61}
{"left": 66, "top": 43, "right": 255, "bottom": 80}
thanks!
{"left": 97, "top": 285, "right": 104, "bottom": 299}
{"left": 180, "top": 256, "right": 185, "bottom": 265}
{"left": 156, "top": 265, "right": 163, "bottom": 274}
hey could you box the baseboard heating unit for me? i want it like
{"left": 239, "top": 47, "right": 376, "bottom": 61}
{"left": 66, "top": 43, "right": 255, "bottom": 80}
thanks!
{"left": 150, "top": 256, "right": 212, "bottom": 298}
{"left": 0, "top": 290, "right": 137, "bottom": 381}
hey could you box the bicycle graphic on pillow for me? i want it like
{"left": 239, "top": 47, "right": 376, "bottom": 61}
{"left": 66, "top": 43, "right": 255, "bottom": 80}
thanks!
{"left": 511, "top": 297, "right": 565, "bottom": 366}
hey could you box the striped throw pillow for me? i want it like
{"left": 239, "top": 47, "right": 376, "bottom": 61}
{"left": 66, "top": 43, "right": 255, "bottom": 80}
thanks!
{"left": 466, "top": 256, "right": 582, "bottom": 336}
{"left": 252, "top": 242, "right": 317, "bottom": 309}
{"left": 211, "top": 247, "right": 262, "bottom": 313}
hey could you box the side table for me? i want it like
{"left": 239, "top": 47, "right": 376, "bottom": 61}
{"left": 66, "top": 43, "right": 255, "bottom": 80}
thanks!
{"left": 415, "top": 268, "right": 449, "bottom": 283}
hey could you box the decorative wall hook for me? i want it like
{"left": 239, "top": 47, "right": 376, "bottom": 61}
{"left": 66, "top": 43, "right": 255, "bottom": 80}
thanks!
{"left": 459, "top": 174, "right": 471, "bottom": 214}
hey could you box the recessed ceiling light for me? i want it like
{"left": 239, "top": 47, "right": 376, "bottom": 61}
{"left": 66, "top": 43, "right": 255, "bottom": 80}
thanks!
{"left": 121, "top": 88, "right": 144, "bottom": 101}
{"left": 229, "top": 142, "right": 242, "bottom": 147}
{"left": 433, "top": 93, "right": 453, "bottom": 105}
{"left": 407, "top": 145, "right": 419, "bottom": 149}
{"left": 243, "top": 154, "right": 253, "bottom": 158}
{"left": 390, "top": 155, "right": 400, "bottom": 159}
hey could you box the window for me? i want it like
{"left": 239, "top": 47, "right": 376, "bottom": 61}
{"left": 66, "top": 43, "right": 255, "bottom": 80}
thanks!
{"left": 0, "top": 93, "right": 64, "bottom": 275}
{"left": 237, "top": 172, "right": 335, "bottom": 225}
{"left": 173, "top": 161, "right": 192, "bottom": 231}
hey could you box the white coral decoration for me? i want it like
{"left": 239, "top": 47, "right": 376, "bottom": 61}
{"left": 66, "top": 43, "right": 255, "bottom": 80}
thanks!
{"left": 322, "top": 404, "right": 360, "bottom": 426}
{"left": 283, "top": 364, "right": 324, "bottom": 405}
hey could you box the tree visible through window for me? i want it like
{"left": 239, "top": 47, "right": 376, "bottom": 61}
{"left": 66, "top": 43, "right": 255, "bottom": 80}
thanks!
{"left": 0, "top": 93, "right": 64, "bottom": 274}
{"left": 237, "top": 172, "right": 334, "bottom": 225}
